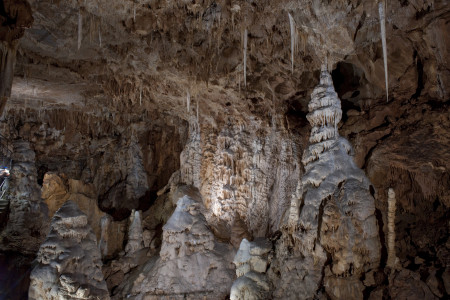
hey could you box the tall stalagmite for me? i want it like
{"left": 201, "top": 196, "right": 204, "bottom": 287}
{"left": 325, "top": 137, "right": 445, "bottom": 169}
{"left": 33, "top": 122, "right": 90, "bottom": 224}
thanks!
{"left": 29, "top": 201, "right": 110, "bottom": 300}
{"left": 272, "top": 66, "right": 381, "bottom": 299}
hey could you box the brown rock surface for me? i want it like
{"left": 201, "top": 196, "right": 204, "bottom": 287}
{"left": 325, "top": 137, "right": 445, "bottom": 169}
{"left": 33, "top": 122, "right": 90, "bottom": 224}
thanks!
{"left": 0, "top": 0, "right": 446, "bottom": 299}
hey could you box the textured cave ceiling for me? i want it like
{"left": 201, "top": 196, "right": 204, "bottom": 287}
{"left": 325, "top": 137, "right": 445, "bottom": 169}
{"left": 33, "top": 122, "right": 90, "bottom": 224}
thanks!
{"left": 0, "top": 1, "right": 449, "bottom": 299}
{"left": 5, "top": 0, "right": 447, "bottom": 197}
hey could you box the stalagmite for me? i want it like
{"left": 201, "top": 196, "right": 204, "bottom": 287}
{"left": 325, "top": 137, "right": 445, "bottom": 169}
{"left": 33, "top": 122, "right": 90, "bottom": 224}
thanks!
{"left": 288, "top": 13, "right": 296, "bottom": 74}
{"left": 387, "top": 188, "right": 398, "bottom": 268}
{"left": 243, "top": 29, "right": 247, "bottom": 87}
{"left": 273, "top": 66, "right": 380, "bottom": 299}
{"left": 78, "top": 9, "right": 82, "bottom": 50}
{"left": 29, "top": 201, "right": 110, "bottom": 299}
{"left": 125, "top": 210, "right": 144, "bottom": 254}
{"left": 378, "top": 1, "right": 389, "bottom": 101}
{"left": 230, "top": 238, "right": 271, "bottom": 299}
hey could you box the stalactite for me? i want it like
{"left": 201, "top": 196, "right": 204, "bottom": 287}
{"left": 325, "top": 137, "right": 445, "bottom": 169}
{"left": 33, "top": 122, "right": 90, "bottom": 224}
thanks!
{"left": 98, "top": 21, "right": 102, "bottom": 47}
{"left": 187, "top": 90, "right": 190, "bottom": 112}
{"left": 288, "top": 13, "right": 296, "bottom": 74}
{"left": 243, "top": 29, "right": 248, "bottom": 87}
{"left": 78, "top": 9, "right": 83, "bottom": 50}
{"left": 196, "top": 98, "right": 200, "bottom": 124}
{"left": 387, "top": 188, "right": 398, "bottom": 268}
{"left": 378, "top": 1, "right": 389, "bottom": 102}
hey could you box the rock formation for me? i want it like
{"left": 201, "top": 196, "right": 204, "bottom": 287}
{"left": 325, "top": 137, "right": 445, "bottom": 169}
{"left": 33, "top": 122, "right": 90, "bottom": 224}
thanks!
{"left": 0, "top": 0, "right": 33, "bottom": 115}
{"left": 124, "top": 210, "right": 144, "bottom": 255}
{"left": 387, "top": 188, "right": 398, "bottom": 269}
{"left": 41, "top": 172, "right": 127, "bottom": 258}
{"left": 29, "top": 201, "right": 109, "bottom": 300}
{"left": 0, "top": 140, "right": 48, "bottom": 254}
{"left": 0, "top": 1, "right": 447, "bottom": 299}
{"left": 230, "top": 238, "right": 271, "bottom": 300}
{"left": 271, "top": 67, "right": 381, "bottom": 299}
{"left": 112, "top": 186, "right": 235, "bottom": 299}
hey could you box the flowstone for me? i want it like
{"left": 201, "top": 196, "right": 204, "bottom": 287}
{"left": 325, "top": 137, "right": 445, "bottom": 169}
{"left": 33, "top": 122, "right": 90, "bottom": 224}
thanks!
{"left": 271, "top": 67, "right": 381, "bottom": 299}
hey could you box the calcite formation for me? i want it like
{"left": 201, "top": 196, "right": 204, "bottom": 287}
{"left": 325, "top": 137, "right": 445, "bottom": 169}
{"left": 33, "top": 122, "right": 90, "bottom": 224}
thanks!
{"left": 41, "top": 172, "right": 127, "bottom": 258}
{"left": 386, "top": 188, "right": 398, "bottom": 269}
{"left": 125, "top": 210, "right": 144, "bottom": 255}
{"left": 0, "top": 140, "right": 48, "bottom": 254}
{"left": 29, "top": 200, "right": 109, "bottom": 300}
{"left": 0, "top": 0, "right": 33, "bottom": 114}
{"left": 112, "top": 186, "right": 235, "bottom": 299}
{"left": 272, "top": 67, "right": 380, "bottom": 299}
{"left": 230, "top": 238, "right": 271, "bottom": 300}
{"left": 180, "top": 117, "right": 303, "bottom": 240}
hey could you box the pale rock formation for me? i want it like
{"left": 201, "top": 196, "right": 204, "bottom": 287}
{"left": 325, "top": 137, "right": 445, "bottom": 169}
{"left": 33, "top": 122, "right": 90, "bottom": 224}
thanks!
{"left": 40, "top": 173, "right": 127, "bottom": 258}
{"left": 230, "top": 238, "right": 271, "bottom": 300}
{"left": 271, "top": 68, "right": 380, "bottom": 299}
{"left": 0, "top": 140, "right": 48, "bottom": 254}
{"left": 125, "top": 210, "right": 144, "bottom": 255}
{"left": 386, "top": 188, "right": 398, "bottom": 268}
{"left": 29, "top": 200, "right": 109, "bottom": 300}
{"left": 180, "top": 117, "right": 302, "bottom": 240}
{"left": 112, "top": 186, "right": 235, "bottom": 299}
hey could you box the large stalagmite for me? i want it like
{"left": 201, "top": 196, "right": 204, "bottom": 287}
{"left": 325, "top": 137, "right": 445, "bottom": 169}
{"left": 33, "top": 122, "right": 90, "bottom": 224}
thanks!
{"left": 29, "top": 201, "right": 110, "bottom": 300}
{"left": 112, "top": 186, "right": 235, "bottom": 299}
{"left": 271, "top": 66, "right": 381, "bottom": 299}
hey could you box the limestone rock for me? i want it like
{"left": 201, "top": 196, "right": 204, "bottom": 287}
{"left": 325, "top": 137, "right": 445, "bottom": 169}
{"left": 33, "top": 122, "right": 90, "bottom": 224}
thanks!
{"left": 112, "top": 186, "right": 235, "bottom": 299}
{"left": 40, "top": 173, "right": 126, "bottom": 258}
{"left": 29, "top": 201, "right": 109, "bottom": 300}
{"left": 389, "top": 269, "right": 437, "bottom": 300}
{"left": 271, "top": 68, "right": 380, "bottom": 299}
{"left": 125, "top": 210, "right": 144, "bottom": 255}
{"left": 230, "top": 238, "right": 271, "bottom": 300}
{"left": 0, "top": 140, "right": 48, "bottom": 254}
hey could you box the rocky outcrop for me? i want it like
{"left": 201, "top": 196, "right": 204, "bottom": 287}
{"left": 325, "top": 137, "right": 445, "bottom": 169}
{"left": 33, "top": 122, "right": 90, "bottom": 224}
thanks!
{"left": 112, "top": 186, "right": 235, "bottom": 299}
{"left": 41, "top": 172, "right": 127, "bottom": 258}
{"left": 29, "top": 200, "right": 109, "bottom": 300}
{"left": 271, "top": 67, "right": 380, "bottom": 299}
{"left": 0, "top": 0, "right": 33, "bottom": 115}
{"left": 180, "top": 116, "right": 303, "bottom": 240}
{"left": 0, "top": 140, "right": 48, "bottom": 254}
{"left": 230, "top": 238, "right": 271, "bottom": 300}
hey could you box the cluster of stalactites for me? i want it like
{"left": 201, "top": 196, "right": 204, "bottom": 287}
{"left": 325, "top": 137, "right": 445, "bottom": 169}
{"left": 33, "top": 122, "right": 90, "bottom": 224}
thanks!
{"left": 306, "top": 69, "right": 342, "bottom": 144}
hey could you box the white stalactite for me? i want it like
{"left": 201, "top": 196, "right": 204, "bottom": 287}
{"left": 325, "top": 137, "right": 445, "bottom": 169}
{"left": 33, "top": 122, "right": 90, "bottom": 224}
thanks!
{"left": 379, "top": 1, "right": 389, "bottom": 102}
{"left": 78, "top": 9, "right": 82, "bottom": 50}
{"left": 387, "top": 188, "right": 398, "bottom": 268}
{"left": 243, "top": 29, "right": 248, "bottom": 87}
{"left": 187, "top": 90, "right": 190, "bottom": 113}
{"left": 196, "top": 99, "right": 199, "bottom": 123}
{"left": 288, "top": 12, "right": 296, "bottom": 74}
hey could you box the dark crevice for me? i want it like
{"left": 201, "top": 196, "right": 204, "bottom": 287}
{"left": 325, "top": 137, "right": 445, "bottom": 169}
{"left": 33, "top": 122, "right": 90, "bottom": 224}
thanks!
{"left": 410, "top": 51, "right": 424, "bottom": 100}
{"left": 375, "top": 208, "right": 388, "bottom": 269}
{"left": 317, "top": 194, "right": 331, "bottom": 245}
{"left": 353, "top": 12, "right": 366, "bottom": 41}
